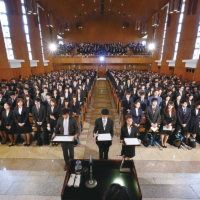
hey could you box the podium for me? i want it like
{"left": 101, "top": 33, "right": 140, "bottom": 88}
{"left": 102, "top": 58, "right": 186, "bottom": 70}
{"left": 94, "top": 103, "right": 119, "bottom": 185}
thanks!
{"left": 61, "top": 159, "right": 142, "bottom": 200}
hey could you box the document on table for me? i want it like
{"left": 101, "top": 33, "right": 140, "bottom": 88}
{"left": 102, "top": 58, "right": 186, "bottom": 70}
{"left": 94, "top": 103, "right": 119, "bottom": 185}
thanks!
{"left": 52, "top": 136, "right": 74, "bottom": 142}
{"left": 163, "top": 125, "right": 172, "bottom": 131}
{"left": 97, "top": 133, "right": 112, "bottom": 141}
{"left": 151, "top": 127, "right": 158, "bottom": 132}
{"left": 124, "top": 138, "right": 141, "bottom": 146}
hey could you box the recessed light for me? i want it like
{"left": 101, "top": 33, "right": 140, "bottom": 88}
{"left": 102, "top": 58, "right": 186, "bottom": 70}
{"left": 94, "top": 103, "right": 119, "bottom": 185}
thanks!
{"left": 85, "top": 12, "right": 86, "bottom": 14}
{"left": 122, "top": 4, "right": 123, "bottom": 6}
{"left": 129, "top": 15, "right": 130, "bottom": 17}
{"left": 119, "top": 12, "right": 120, "bottom": 14}
{"left": 95, "top": 9, "right": 96, "bottom": 11}
{"left": 109, "top": 9, "right": 110, "bottom": 11}
{"left": 82, "top": 4, "right": 84, "bottom": 6}
{"left": 75, "top": 15, "right": 76, "bottom": 17}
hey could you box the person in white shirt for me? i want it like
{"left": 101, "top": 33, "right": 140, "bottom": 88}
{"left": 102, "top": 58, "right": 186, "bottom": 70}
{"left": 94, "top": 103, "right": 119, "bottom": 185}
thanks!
{"left": 120, "top": 115, "right": 138, "bottom": 159}
{"left": 187, "top": 101, "right": 200, "bottom": 145}
{"left": 2, "top": 102, "right": 16, "bottom": 146}
{"left": 14, "top": 99, "right": 32, "bottom": 146}
{"left": 52, "top": 108, "right": 79, "bottom": 170}
{"left": 160, "top": 101, "right": 176, "bottom": 148}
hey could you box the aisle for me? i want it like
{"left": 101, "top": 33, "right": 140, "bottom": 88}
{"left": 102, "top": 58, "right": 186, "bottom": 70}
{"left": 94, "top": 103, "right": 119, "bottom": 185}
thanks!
{"left": 81, "top": 80, "right": 122, "bottom": 159}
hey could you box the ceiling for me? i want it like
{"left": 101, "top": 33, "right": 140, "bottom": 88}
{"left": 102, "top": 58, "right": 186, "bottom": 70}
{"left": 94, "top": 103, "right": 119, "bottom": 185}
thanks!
{"left": 38, "top": 0, "right": 169, "bottom": 25}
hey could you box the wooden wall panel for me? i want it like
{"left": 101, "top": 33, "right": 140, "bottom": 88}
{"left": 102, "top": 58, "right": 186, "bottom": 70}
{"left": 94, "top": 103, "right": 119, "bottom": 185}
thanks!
{"left": 63, "top": 15, "right": 141, "bottom": 44}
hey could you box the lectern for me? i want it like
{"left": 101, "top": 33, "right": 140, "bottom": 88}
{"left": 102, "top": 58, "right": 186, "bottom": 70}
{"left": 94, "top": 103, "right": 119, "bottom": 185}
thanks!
{"left": 61, "top": 159, "right": 142, "bottom": 200}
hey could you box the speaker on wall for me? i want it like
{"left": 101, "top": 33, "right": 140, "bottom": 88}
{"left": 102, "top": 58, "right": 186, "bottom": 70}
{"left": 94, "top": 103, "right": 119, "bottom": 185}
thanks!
{"left": 189, "top": 69, "right": 191, "bottom": 72}
{"left": 186, "top": 69, "right": 188, "bottom": 72}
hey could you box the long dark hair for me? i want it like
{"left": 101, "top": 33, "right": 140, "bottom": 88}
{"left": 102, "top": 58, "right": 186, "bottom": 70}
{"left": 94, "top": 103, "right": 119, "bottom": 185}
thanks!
{"left": 103, "top": 184, "right": 131, "bottom": 200}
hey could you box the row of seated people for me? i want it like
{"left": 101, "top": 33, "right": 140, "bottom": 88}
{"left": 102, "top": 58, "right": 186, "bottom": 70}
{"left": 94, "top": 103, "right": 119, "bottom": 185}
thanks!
{"left": 128, "top": 41, "right": 149, "bottom": 55}
{"left": 108, "top": 69, "right": 200, "bottom": 148}
{"left": 77, "top": 42, "right": 128, "bottom": 56}
{"left": 0, "top": 69, "right": 96, "bottom": 147}
{"left": 54, "top": 43, "right": 77, "bottom": 55}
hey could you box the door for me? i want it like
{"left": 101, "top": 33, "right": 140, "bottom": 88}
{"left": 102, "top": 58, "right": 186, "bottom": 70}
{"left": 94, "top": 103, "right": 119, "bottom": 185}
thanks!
{"left": 98, "top": 65, "right": 106, "bottom": 78}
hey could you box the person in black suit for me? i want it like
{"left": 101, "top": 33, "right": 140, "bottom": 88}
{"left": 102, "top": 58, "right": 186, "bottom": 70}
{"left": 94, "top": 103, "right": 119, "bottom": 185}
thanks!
{"left": 8, "top": 92, "right": 17, "bottom": 110}
{"left": 52, "top": 89, "right": 60, "bottom": 105}
{"left": 43, "top": 92, "right": 51, "bottom": 111}
{"left": 173, "top": 100, "right": 191, "bottom": 136}
{"left": 187, "top": 101, "right": 200, "bottom": 145}
{"left": 13, "top": 98, "right": 32, "bottom": 146}
{"left": 2, "top": 102, "right": 16, "bottom": 146}
{"left": 0, "top": 91, "right": 6, "bottom": 107}
{"left": 52, "top": 108, "right": 79, "bottom": 170}
{"left": 120, "top": 115, "right": 138, "bottom": 159}
{"left": 121, "top": 91, "right": 133, "bottom": 120}
{"left": 144, "top": 98, "right": 160, "bottom": 145}
{"left": 58, "top": 94, "right": 65, "bottom": 108}
{"left": 1, "top": 86, "right": 10, "bottom": 100}
{"left": 81, "top": 83, "right": 88, "bottom": 99}
{"left": 64, "top": 88, "right": 72, "bottom": 101}
{"left": 161, "top": 95, "right": 170, "bottom": 113}
{"left": 187, "top": 94, "right": 194, "bottom": 108}
{"left": 130, "top": 100, "right": 143, "bottom": 134}
{"left": 24, "top": 94, "right": 33, "bottom": 113}
{"left": 32, "top": 98, "right": 48, "bottom": 145}
{"left": 160, "top": 101, "right": 176, "bottom": 148}
{"left": 176, "top": 85, "right": 186, "bottom": 101}
{"left": 70, "top": 95, "right": 80, "bottom": 115}
{"left": 93, "top": 109, "right": 114, "bottom": 159}
{"left": 47, "top": 99, "right": 59, "bottom": 140}
{"left": 76, "top": 88, "right": 84, "bottom": 107}
{"left": 174, "top": 94, "right": 181, "bottom": 111}
{"left": 0, "top": 105, "right": 6, "bottom": 144}
{"left": 138, "top": 92, "right": 147, "bottom": 113}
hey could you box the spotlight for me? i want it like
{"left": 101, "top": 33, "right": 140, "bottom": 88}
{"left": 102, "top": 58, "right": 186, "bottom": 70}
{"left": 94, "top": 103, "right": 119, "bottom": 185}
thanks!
{"left": 148, "top": 43, "right": 155, "bottom": 51}
{"left": 49, "top": 44, "right": 57, "bottom": 51}
{"left": 99, "top": 56, "right": 105, "bottom": 62}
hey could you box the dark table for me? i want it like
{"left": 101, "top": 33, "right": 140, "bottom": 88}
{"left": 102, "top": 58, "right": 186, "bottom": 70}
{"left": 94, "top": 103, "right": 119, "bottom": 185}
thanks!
{"left": 61, "top": 159, "right": 142, "bottom": 200}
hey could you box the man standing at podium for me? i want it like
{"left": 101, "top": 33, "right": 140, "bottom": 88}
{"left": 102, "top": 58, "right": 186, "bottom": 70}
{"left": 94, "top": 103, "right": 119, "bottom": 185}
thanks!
{"left": 93, "top": 109, "right": 114, "bottom": 159}
{"left": 52, "top": 108, "right": 79, "bottom": 170}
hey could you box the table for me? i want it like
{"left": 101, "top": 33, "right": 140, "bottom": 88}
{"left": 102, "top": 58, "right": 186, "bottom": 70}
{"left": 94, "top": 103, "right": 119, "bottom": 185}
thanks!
{"left": 61, "top": 159, "right": 142, "bottom": 200}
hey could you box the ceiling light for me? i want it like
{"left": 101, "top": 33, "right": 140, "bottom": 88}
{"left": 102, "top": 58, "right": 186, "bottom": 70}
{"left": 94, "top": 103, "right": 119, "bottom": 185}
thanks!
{"left": 122, "top": 4, "right": 123, "bottom": 6}
{"left": 82, "top": 4, "right": 84, "bottom": 6}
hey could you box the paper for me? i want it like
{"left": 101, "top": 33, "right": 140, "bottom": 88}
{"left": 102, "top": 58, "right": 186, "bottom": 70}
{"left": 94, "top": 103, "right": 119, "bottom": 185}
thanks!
{"left": 74, "top": 175, "right": 81, "bottom": 188}
{"left": 97, "top": 133, "right": 112, "bottom": 141}
{"left": 52, "top": 136, "right": 74, "bottom": 142}
{"left": 67, "top": 174, "right": 76, "bottom": 187}
{"left": 151, "top": 127, "right": 158, "bottom": 132}
{"left": 163, "top": 125, "right": 172, "bottom": 131}
{"left": 124, "top": 138, "right": 141, "bottom": 146}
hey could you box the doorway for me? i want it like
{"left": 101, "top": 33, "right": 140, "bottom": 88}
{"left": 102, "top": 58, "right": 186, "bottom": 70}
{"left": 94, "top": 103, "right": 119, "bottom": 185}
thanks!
{"left": 98, "top": 65, "right": 106, "bottom": 78}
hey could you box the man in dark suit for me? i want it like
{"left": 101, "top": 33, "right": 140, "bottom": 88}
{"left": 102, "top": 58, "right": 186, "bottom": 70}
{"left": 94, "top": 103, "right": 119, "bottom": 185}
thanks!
{"left": 93, "top": 109, "right": 114, "bottom": 159}
{"left": 176, "top": 85, "right": 186, "bottom": 101}
{"left": 145, "top": 98, "right": 160, "bottom": 145}
{"left": 8, "top": 92, "right": 17, "bottom": 110}
{"left": 1, "top": 86, "right": 10, "bottom": 100}
{"left": 138, "top": 92, "right": 147, "bottom": 112}
{"left": 173, "top": 100, "right": 191, "bottom": 136}
{"left": 0, "top": 91, "right": 6, "bottom": 107}
{"left": 32, "top": 98, "right": 48, "bottom": 145}
{"left": 81, "top": 83, "right": 88, "bottom": 98}
{"left": 52, "top": 108, "right": 79, "bottom": 170}
{"left": 121, "top": 91, "right": 133, "bottom": 119}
